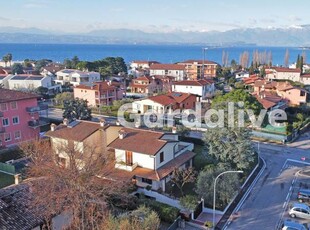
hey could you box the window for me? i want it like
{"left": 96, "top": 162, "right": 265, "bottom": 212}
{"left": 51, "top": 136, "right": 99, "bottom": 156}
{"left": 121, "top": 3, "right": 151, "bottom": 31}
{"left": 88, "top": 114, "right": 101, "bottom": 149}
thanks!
{"left": 2, "top": 118, "right": 9, "bottom": 127}
{"left": 4, "top": 133, "right": 11, "bottom": 142}
{"left": 14, "top": 131, "right": 21, "bottom": 140}
{"left": 10, "top": 102, "right": 17, "bottom": 110}
{"left": 0, "top": 103, "right": 7, "bottom": 111}
{"left": 160, "top": 151, "right": 164, "bottom": 163}
{"left": 142, "top": 178, "right": 152, "bottom": 185}
{"left": 12, "top": 116, "right": 19, "bottom": 125}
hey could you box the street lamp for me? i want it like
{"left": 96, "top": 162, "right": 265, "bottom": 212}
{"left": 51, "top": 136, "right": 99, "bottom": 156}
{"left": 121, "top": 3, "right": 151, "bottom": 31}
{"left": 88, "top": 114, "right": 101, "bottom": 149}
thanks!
{"left": 202, "top": 47, "right": 208, "bottom": 79}
{"left": 213, "top": 170, "right": 243, "bottom": 229}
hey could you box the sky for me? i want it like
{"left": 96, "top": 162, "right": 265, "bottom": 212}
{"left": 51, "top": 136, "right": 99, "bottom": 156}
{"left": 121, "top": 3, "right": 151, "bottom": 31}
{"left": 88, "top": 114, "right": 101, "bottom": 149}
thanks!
{"left": 1, "top": 0, "right": 310, "bottom": 33}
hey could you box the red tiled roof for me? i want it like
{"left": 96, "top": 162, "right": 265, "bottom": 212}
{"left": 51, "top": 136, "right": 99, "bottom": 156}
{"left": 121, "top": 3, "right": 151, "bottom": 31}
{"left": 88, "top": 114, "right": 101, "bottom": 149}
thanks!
{"left": 135, "top": 75, "right": 152, "bottom": 81}
{"left": 132, "top": 60, "right": 160, "bottom": 64}
{"left": 106, "top": 151, "right": 196, "bottom": 181}
{"left": 147, "top": 92, "right": 195, "bottom": 106}
{"left": 0, "top": 88, "right": 38, "bottom": 103}
{"left": 75, "top": 81, "right": 116, "bottom": 91}
{"left": 150, "top": 64, "right": 185, "bottom": 70}
{"left": 129, "top": 83, "right": 149, "bottom": 89}
{"left": 254, "top": 91, "right": 283, "bottom": 109}
{"left": 173, "top": 79, "right": 213, "bottom": 86}
{"left": 156, "top": 151, "right": 196, "bottom": 179}
{"left": 178, "top": 59, "right": 218, "bottom": 65}
{"left": 301, "top": 74, "right": 310, "bottom": 78}
{"left": 45, "top": 120, "right": 102, "bottom": 142}
{"left": 268, "top": 67, "right": 301, "bottom": 73}
{"left": 108, "top": 128, "right": 167, "bottom": 156}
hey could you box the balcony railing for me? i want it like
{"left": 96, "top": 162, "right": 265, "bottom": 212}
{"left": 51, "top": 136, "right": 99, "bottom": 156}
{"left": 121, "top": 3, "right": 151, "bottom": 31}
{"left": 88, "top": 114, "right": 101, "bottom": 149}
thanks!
{"left": 0, "top": 127, "right": 5, "bottom": 133}
{"left": 26, "top": 104, "right": 48, "bottom": 113}
{"left": 115, "top": 162, "right": 138, "bottom": 172}
{"left": 28, "top": 119, "right": 49, "bottom": 129}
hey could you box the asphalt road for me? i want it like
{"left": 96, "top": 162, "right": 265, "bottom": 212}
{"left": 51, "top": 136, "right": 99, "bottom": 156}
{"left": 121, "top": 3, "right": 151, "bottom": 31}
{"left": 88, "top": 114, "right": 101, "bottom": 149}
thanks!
{"left": 227, "top": 134, "right": 310, "bottom": 230}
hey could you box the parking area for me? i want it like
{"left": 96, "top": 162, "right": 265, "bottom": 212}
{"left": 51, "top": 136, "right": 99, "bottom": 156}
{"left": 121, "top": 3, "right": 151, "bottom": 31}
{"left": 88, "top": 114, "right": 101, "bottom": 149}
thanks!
{"left": 276, "top": 162, "right": 310, "bottom": 229}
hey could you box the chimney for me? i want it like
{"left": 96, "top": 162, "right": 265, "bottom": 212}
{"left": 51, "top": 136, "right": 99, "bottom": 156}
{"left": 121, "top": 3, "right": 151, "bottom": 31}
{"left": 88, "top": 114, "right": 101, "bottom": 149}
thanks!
{"left": 100, "top": 118, "right": 106, "bottom": 127}
{"left": 119, "top": 130, "right": 127, "bottom": 139}
{"left": 50, "top": 123, "right": 56, "bottom": 131}
{"left": 172, "top": 126, "right": 177, "bottom": 134}
{"left": 14, "top": 174, "right": 21, "bottom": 185}
{"left": 63, "top": 118, "right": 69, "bottom": 126}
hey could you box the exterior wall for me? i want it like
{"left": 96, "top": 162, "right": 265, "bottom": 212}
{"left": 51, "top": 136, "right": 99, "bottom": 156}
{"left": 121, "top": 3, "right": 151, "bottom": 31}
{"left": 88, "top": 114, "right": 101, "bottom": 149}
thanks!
{"left": 300, "top": 77, "right": 310, "bottom": 85}
{"left": 278, "top": 88, "right": 308, "bottom": 106}
{"left": 149, "top": 69, "right": 185, "bottom": 81}
{"left": 132, "top": 99, "right": 164, "bottom": 114}
{"left": 73, "top": 88, "right": 97, "bottom": 107}
{"left": 0, "top": 98, "right": 40, "bottom": 147}
{"left": 172, "top": 85, "right": 203, "bottom": 97}
{"left": 8, "top": 76, "right": 53, "bottom": 90}
{"left": 179, "top": 95, "right": 197, "bottom": 110}
{"left": 114, "top": 149, "right": 155, "bottom": 170}
{"left": 155, "top": 142, "right": 175, "bottom": 169}
{"left": 83, "top": 129, "right": 104, "bottom": 154}
{"left": 266, "top": 70, "right": 301, "bottom": 82}
{"left": 105, "top": 126, "right": 122, "bottom": 145}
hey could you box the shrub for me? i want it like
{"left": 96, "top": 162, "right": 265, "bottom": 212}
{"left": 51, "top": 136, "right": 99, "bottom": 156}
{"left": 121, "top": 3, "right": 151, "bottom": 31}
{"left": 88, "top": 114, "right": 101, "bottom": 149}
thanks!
{"left": 145, "top": 200, "right": 179, "bottom": 223}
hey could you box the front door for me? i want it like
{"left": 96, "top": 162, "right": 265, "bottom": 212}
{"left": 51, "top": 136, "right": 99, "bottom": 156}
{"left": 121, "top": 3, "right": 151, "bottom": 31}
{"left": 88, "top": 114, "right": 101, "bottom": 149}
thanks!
{"left": 126, "top": 151, "right": 133, "bottom": 166}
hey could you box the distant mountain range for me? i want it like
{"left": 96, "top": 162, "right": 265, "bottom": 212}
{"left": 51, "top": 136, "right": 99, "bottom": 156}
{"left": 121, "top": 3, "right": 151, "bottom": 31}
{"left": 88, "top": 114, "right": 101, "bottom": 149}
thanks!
{"left": 1, "top": 26, "right": 310, "bottom": 46}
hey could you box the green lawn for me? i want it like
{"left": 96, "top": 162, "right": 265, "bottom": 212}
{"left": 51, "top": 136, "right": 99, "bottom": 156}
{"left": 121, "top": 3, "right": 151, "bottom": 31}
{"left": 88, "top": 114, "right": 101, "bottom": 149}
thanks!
{"left": 261, "top": 124, "right": 286, "bottom": 134}
{"left": 0, "top": 172, "right": 14, "bottom": 188}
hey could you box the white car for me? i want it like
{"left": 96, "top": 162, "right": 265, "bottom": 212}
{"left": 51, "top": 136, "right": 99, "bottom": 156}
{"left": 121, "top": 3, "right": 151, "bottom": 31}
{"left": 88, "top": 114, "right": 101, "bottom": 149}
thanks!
{"left": 289, "top": 203, "right": 310, "bottom": 219}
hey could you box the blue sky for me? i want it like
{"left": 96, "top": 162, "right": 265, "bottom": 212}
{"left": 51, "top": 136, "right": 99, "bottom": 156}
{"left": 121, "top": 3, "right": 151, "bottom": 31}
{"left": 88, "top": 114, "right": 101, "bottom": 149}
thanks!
{"left": 1, "top": 0, "right": 310, "bottom": 33}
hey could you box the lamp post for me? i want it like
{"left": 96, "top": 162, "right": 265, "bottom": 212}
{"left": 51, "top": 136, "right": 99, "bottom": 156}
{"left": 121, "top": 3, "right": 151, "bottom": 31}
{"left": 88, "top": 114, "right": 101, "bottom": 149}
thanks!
{"left": 213, "top": 170, "right": 243, "bottom": 229}
{"left": 202, "top": 47, "right": 208, "bottom": 79}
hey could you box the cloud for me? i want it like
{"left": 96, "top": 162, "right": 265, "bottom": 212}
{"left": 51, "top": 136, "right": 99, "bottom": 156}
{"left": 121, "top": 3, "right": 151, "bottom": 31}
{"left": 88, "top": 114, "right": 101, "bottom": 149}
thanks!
{"left": 23, "top": 0, "right": 49, "bottom": 9}
{"left": 288, "top": 15, "right": 302, "bottom": 22}
{"left": 0, "top": 16, "right": 10, "bottom": 21}
{"left": 109, "top": 8, "right": 125, "bottom": 13}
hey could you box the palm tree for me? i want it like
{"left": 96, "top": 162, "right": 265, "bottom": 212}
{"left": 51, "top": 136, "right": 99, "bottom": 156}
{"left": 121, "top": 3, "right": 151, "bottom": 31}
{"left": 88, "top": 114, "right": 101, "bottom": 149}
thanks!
{"left": 2, "top": 55, "right": 9, "bottom": 67}
{"left": 6, "top": 53, "right": 12, "bottom": 67}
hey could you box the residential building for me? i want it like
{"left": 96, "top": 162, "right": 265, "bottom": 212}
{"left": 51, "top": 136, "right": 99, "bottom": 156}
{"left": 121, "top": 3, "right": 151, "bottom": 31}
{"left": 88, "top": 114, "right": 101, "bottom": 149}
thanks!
{"left": 234, "top": 70, "right": 250, "bottom": 80}
{"left": 55, "top": 69, "right": 100, "bottom": 86}
{"left": 107, "top": 127, "right": 196, "bottom": 192}
{"left": 177, "top": 60, "right": 218, "bottom": 79}
{"left": 7, "top": 74, "right": 61, "bottom": 94}
{"left": 73, "top": 81, "right": 124, "bottom": 107}
{"left": 0, "top": 88, "right": 48, "bottom": 148}
{"left": 253, "top": 90, "right": 287, "bottom": 111}
{"left": 130, "top": 60, "right": 160, "bottom": 70}
{"left": 265, "top": 67, "right": 301, "bottom": 82}
{"left": 41, "top": 64, "right": 64, "bottom": 77}
{"left": 242, "top": 75, "right": 263, "bottom": 86}
{"left": 172, "top": 79, "right": 215, "bottom": 100}
{"left": 45, "top": 119, "right": 122, "bottom": 168}
{"left": 149, "top": 64, "right": 186, "bottom": 81}
{"left": 132, "top": 92, "right": 199, "bottom": 114}
{"left": 300, "top": 74, "right": 310, "bottom": 85}
{"left": 253, "top": 80, "right": 309, "bottom": 106}
{"left": 129, "top": 75, "right": 163, "bottom": 95}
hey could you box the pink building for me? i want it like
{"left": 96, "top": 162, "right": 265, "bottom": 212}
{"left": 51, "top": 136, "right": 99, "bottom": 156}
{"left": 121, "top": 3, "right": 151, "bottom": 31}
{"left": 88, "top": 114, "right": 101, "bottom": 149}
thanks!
{"left": 73, "top": 81, "right": 123, "bottom": 107}
{"left": 0, "top": 88, "right": 48, "bottom": 148}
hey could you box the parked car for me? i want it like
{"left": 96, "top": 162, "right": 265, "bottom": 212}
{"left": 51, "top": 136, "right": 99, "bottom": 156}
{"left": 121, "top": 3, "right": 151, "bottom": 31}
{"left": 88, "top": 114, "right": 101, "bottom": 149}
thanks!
{"left": 282, "top": 220, "right": 308, "bottom": 230}
{"left": 289, "top": 203, "right": 310, "bottom": 219}
{"left": 298, "top": 189, "right": 310, "bottom": 203}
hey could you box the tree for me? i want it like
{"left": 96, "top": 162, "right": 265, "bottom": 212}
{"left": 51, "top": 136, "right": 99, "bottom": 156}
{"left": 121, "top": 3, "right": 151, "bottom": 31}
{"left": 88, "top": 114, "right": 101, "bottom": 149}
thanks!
{"left": 284, "top": 48, "right": 290, "bottom": 67}
{"left": 71, "top": 55, "right": 80, "bottom": 69}
{"left": 170, "top": 167, "right": 196, "bottom": 196}
{"left": 180, "top": 195, "right": 198, "bottom": 212}
{"left": 12, "top": 63, "right": 24, "bottom": 74}
{"left": 35, "top": 86, "right": 49, "bottom": 96}
{"left": 63, "top": 98, "right": 92, "bottom": 121}
{"left": 6, "top": 53, "right": 12, "bottom": 66}
{"left": 54, "top": 92, "right": 74, "bottom": 106}
{"left": 196, "top": 164, "right": 241, "bottom": 209}
{"left": 2, "top": 55, "right": 9, "bottom": 67}
{"left": 35, "top": 59, "right": 51, "bottom": 71}
{"left": 103, "top": 205, "right": 160, "bottom": 230}
{"left": 21, "top": 139, "right": 130, "bottom": 229}
{"left": 212, "top": 89, "right": 263, "bottom": 116}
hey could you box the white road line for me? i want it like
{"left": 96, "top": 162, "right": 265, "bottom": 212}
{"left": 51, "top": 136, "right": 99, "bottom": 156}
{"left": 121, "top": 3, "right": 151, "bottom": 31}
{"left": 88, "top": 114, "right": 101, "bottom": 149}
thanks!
{"left": 282, "top": 201, "right": 287, "bottom": 208}
{"left": 286, "top": 192, "right": 290, "bottom": 201}
{"left": 287, "top": 159, "right": 310, "bottom": 166}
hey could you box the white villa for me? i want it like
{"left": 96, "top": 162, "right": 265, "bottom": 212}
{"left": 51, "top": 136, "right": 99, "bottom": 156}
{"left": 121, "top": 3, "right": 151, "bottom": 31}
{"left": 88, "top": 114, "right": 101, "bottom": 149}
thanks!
{"left": 55, "top": 69, "right": 100, "bottom": 86}
{"left": 107, "top": 128, "right": 195, "bottom": 192}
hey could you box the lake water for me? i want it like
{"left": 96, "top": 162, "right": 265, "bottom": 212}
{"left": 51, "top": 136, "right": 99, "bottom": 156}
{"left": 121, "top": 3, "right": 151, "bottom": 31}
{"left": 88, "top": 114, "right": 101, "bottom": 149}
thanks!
{"left": 0, "top": 43, "right": 309, "bottom": 66}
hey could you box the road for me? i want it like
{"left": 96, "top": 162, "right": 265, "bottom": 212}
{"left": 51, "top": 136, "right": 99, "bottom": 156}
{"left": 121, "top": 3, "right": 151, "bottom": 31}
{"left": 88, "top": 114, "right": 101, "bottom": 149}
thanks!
{"left": 40, "top": 107, "right": 118, "bottom": 124}
{"left": 227, "top": 133, "right": 310, "bottom": 230}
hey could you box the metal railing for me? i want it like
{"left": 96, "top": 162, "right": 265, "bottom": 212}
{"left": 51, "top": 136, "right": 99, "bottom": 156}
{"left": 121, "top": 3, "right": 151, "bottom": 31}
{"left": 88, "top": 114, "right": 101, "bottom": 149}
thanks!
{"left": 26, "top": 104, "right": 48, "bottom": 113}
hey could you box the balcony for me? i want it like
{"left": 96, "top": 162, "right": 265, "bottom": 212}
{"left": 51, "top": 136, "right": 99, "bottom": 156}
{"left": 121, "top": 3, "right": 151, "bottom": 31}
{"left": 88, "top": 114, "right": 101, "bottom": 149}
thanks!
{"left": 28, "top": 119, "right": 49, "bottom": 129}
{"left": 26, "top": 104, "right": 48, "bottom": 113}
{"left": 0, "top": 127, "right": 5, "bottom": 133}
{"left": 115, "top": 162, "right": 138, "bottom": 172}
